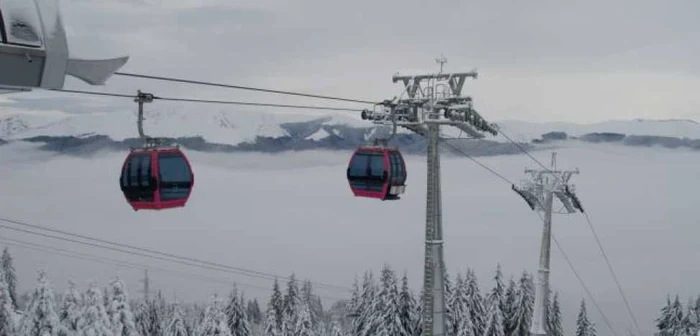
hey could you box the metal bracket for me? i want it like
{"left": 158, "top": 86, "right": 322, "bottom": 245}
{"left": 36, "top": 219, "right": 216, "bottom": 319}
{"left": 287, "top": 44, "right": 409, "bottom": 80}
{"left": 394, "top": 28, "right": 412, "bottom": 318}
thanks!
{"left": 134, "top": 90, "right": 154, "bottom": 139}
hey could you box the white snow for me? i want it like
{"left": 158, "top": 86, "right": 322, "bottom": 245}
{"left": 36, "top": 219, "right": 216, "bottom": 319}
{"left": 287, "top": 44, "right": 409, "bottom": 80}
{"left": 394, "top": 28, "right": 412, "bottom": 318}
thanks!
{"left": 493, "top": 119, "right": 700, "bottom": 143}
{"left": 4, "top": 107, "right": 700, "bottom": 147}
{"left": 307, "top": 128, "right": 330, "bottom": 141}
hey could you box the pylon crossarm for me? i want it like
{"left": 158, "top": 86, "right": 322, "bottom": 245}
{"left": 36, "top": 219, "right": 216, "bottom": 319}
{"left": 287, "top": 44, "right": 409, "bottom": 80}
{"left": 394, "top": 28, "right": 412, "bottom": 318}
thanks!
{"left": 554, "top": 191, "right": 577, "bottom": 213}
{"left": 512, "top": 184, "right": 539, "bottom": 211}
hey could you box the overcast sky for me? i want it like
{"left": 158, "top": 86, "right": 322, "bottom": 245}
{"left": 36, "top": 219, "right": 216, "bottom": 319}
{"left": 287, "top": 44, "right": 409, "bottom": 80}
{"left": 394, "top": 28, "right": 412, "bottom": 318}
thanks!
{"left": 2, "top": 0, "right": 700, "bottom": 123}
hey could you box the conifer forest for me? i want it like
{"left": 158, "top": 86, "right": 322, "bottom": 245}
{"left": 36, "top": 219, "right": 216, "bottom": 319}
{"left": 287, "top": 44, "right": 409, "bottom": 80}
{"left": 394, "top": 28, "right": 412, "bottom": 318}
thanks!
{"left": 0, "top": 246, "right": 694, "bottom": 336}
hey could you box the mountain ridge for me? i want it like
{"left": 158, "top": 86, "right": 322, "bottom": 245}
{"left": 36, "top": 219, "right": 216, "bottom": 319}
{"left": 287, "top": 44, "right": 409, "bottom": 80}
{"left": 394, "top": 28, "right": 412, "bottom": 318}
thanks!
{"left": 2, "top": 110, "right": 700, "bottom": 155}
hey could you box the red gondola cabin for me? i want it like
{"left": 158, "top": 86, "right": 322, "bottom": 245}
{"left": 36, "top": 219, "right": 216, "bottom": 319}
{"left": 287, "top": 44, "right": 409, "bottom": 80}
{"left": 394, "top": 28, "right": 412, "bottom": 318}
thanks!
{"left": 119, "top": 147, "right": 194, "bottom": 211}
{"left": 346, "top": 146, "right": 407, "bottom": 200}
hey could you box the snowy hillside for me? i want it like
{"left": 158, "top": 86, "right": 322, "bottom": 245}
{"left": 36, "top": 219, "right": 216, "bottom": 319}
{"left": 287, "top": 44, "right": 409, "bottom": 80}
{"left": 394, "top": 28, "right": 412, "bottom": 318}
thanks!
{"left": 493, "top": 119, "right": 700, "bottom": 143}
{"left": 0, "top": 108, "right": 371, "bottom": 145}
{"left": 1, "top": 107, "right": 700, "bottom": 154}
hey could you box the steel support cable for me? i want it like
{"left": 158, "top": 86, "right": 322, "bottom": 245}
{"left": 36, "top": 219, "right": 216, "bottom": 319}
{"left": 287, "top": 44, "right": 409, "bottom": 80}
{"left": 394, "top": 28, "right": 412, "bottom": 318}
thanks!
{"left": 438, "top": 139, "right": 515, "bottom": 185}
{"left": 0, "top": 236, "right": 347, "bottom": 301}
{"left": 152, "top": 96, "right": 363, "bottom": 112}
{"left": 534, "top": 212, "right": 620, "bottom": 336}
{"left": 49, "top": 88, "right": 364, "bottom": 112}
{"left": 497, "top": 128, "right": 642, "bottom": 336}
{"left": 436, "top": 136, "right": 620, "bottom": 336}
{"left": 0, "top": 217, "right": 350, "bottom": 292}
{"left": 498, "top": 129, "right": 555, "bottom": 178}
{"left": 114, "top": 72, "right": 378, "bottom": 105}
{"left": 583, "top": 212, "right": 643, "bottom": 336}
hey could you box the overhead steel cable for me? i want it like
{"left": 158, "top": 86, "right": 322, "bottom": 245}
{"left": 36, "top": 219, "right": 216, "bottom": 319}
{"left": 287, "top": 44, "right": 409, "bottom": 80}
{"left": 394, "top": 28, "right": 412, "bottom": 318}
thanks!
{"left": 152, "top": 95, "right": 363, "bottom": 112}
{"left": 0, "top": 216, "right": 350, "bottom": 292}
{"left": 583, "top": 212, "right": 643, "bottom": 336}
{"left": 496, "top": 127, "right": 641, "bottom": 336}
{"left": 114, "top": 71, "right": 378, "bottom": 105}
{"left": 438, "top": 139, "right": 515, "bottom": 185}
{"left": 547, "top": 218, "right": 621, "bottom": 336}
{"left": 49, "top": 88, "right": 136, "bottom": 99}
{"left": 50, "top": 88, "right": 364, "bottom": 112}
{"left": 0, "top": 236, "right": 348, "bottom": 301}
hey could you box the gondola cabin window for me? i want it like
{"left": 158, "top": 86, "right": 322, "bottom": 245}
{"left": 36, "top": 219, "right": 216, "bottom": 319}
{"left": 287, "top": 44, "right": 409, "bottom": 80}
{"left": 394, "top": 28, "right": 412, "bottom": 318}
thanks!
{"left": 347, "top": 152, "right": 370, "bottom": 179}
{"left": 368, "top": 153, "right": 385, "bottom": 180}
{"left": 120, "top": 153, "right": 154, "bottom": 202}
{"left": 0, "top": 0, "right": 43, "bottom": 47}
{"left": 157, "top": 152, "right": 193, "bottom": 201}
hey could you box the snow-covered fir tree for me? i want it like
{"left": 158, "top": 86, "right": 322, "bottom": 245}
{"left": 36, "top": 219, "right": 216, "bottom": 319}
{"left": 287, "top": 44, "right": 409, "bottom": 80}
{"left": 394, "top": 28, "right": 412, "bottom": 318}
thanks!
{"left": 18, "top": 270, "right": 66, "bottom": 336}
{"left": 414, "top": 288, "right": 423, "bottom": 336}
{"left": 225, "top": 285, "right": 251, "bottom": 336}
{"left": 671, "top": 296, "right": 685, "bottom": 336}
{"left": 507, "top": 271, "right": 534, "bottom": 336}
{"left": 657, "top": 295, "right": 686, "bottom": 336}
{"left": 164, "top": 302, "right": 188, "bottom": 336}
{"left": 683, "top": 298, "right": 698, "bottom": 336}
{"left": 330, "top": 319, "right": 343, "bottom": 336}
{"left": 657, "top": 296, "right": 674, "bottom": 336}
{"left": 301, "top": 281, "right": 314, "bottom": 321}
{"left": 106, "top": 277, "right": 137, "bottom": 336}
{"left": 262, "top": 303, "right": 280, "bottom": 336}
{"left": 1, "top": 248, "right": 18, "bottom": 310}
{"left": 547, "top": 292, "right": 563, "bottom": 336}
{"left": 374, "top": 265, "right": 408, "bottom": 336}
{"left": 444, "top": 270, "right": 454, "bottom": 336}
{"left": 149, "top": 291, "right": 168, "bottom": 336}
{"left": 503, "top": 277, "right": 517, "bottom": 335}
{"left": 103, "top": 288, "right": 110, "bottom": 310}
{"left": 197, "top": 294, "right": 232, "bottom": 336}
{"left": 282, "top": 275, "right": 301, "bottom": 336}
{"left": 398, "top": 272, "right": 417, "bottom": 336}
{"left": 575, "top": 299, "right": 596, "bottom": 336}
{"left": 489, "top": 264, "right": 506, "bottom": 314}
{"left": 447, "top": 273, "right": 465, "bottom": 336}
{"left": 79, "top": 281, "right": 113, "bottom": 336}
{"left": 352, "top": 271, "right": 376, "bottom": 336}
{"left": 0, "top": 268, "right": 17, "bottom": 336}
{"left": 271, "top": 279, "right": 284, "bottom": 332}
{"left": 482, "top": 300, "right": 505, "bottom": 336}
{"left": 247, "top": 299, "right": 262, "bottom": 325}
{"left": 295, "top": 303, "right": 313, "bottom": 336}
{"left": 133, "top": 291, "right": 167, "bottom": 336}
{"left": 690, "top": 296, "right": 700, "bottom": 336}
{"left": 463, "top": 269, "right": 486, "bottom": 336}
{"left": 301, "top": 279, "right": 325, "bottom": 332}
{"left": 58, "top": 280, "right": 83, "bottom": 334}
{"left": 133, "top": 300, "right": 150, "bottom": 336}
{"left": 347, "top": 277, "right": 360, "bottom": 334}
{"left": 455, "top": 311, "right": 475, "bottom": 336}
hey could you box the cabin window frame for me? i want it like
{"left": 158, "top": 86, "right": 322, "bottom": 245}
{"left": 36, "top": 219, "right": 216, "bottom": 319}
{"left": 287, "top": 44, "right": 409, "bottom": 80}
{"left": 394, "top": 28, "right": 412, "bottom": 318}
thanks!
{"left": 0, "top": 1, "right": 44, "bottom": 48}
{"left": 0, "top": 9, "right": 7, "bottom": 44}
{"left": 157, "top": 152, "right": 192, "bottom": 201}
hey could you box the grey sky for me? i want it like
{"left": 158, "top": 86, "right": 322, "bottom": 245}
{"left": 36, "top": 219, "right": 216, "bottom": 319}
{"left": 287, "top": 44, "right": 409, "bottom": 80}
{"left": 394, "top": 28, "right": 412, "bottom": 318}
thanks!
{"left": 3, "top": 0, "right": 700, "bottom": 123}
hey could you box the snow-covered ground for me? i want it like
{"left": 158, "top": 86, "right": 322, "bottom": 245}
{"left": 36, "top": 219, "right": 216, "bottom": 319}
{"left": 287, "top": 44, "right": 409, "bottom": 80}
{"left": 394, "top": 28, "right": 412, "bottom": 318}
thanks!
{"left": 0, "top": 140, "right": 696, "bottom": 335}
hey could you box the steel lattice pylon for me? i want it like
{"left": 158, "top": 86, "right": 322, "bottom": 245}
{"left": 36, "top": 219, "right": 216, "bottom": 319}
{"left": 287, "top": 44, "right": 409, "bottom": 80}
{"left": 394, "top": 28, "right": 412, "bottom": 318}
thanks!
{"left": 512, "top": 152, "right": 584, "bottom": 336}
{"left": 359, "top": 58, "right": 498, "bottom": 336}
